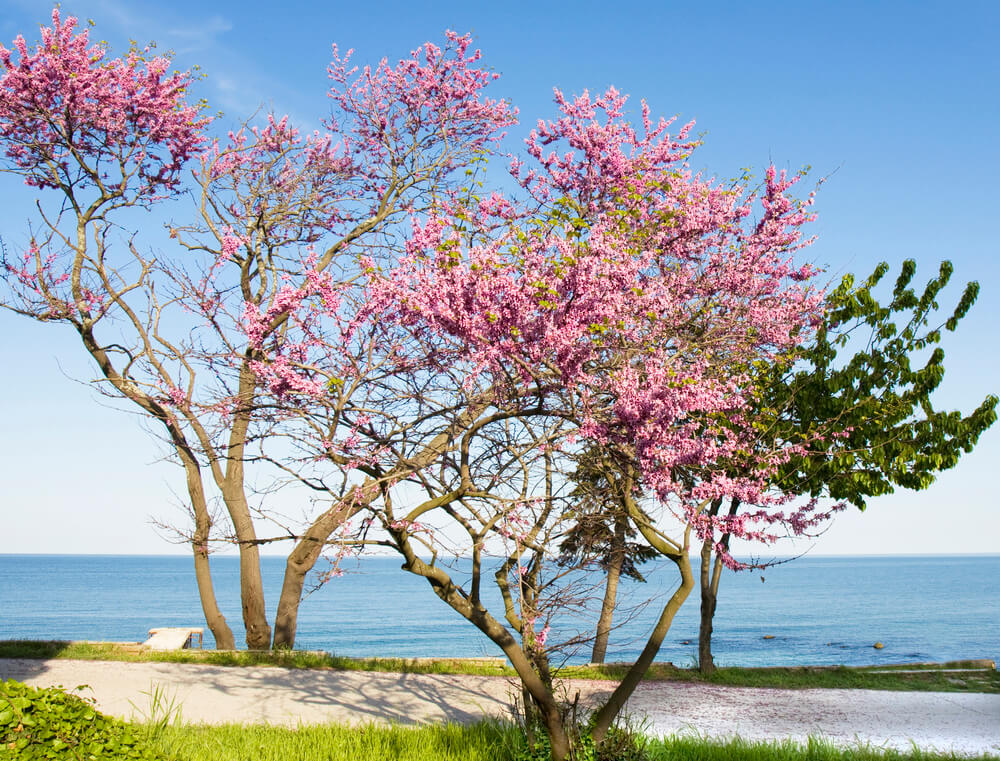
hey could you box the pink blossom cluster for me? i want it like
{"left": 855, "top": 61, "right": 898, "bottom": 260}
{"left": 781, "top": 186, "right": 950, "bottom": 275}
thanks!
{"left": 166, "top": 385, "right": 188, "bottom": 408}
{"left": 242, "top": 252, "right": 347, "bottom": 399}
{"left": 496, "top": 504, "right": 537, "bottom": 544}
{"left": 326, "top": 30, "right": 517, "bottom": 187}
{"left": 2, "top": 243, "right": 65, "bottom": 296}
{"left": 364, "top": 88, "right": 830, "bottom": 556}
{"left": 700, "top": 498, "right": 848, "bottom": 570}
{"left": 388, "top": 518, "right": 431, "bottom": 535}
{"left": 219, "top": 31, "right": 522, "bottom": 473}
{"left": 521, "top": 614, "right": 551, "bottom": 649}
{"left": 535, "top": 624, "right": 550, "bottom": 648}
{"left": 315, "top": 518, "right": 367, "bottom": 583}
{"left": 198, "top": 115, "right": 354, "bottom": 248}
{"left": 1, "top": 241, "right": 108, "bottom": 320}
{"left": 0, "top": 10, "right": 208, "bottom": 197}
{"left": 510, "top": 86, "right": 698, "bottom": 211}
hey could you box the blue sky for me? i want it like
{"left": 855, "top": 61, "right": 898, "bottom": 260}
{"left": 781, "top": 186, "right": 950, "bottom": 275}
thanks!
{"left": 1, "top": 0, "right": 997, "bottom": 555}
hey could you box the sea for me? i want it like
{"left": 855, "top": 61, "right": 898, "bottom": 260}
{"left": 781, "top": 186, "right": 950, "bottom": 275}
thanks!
{"left": 1, "top": 554, "right": 997, "bottom": 667}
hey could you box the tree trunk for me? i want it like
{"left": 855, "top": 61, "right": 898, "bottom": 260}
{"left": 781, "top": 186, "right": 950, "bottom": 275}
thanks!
{"left": 217, "top": 477, "right": 271, "bottom": 649}
{"left": 396, "top": 539, "right": 572, "bottom": 760}
{"left": 697, "top": 498, "right": 738, "bottom": 675}
{"left": 591, "top": 515, "right": 627, "bottom": 664}
{"left": 191, "top": 539, "right": 235, "bottom": 650}
{"left": 272, "top": 553, "right": 312, "bottom": 650}
{"left": 540, "top": 701, "right": 571, "bottom": 761}
{"left": 76, "top": 324, "right": 237, "bottom": 649}
{"left": 273, "top": 501, "right": 355, "bottom": 648}
{"left": 186, "top": 459, "right": 235, "bottom": 650}
{"left": 219, "top": 362, "right": 272, "bottom": 650}
{"left": 276, "top": 403, "right": 495, "bottom": 648}
{"left": 590, "top": 550, "right": 694, "bottom": 744}
{"left": 490, "top": 626, "right": 571, "bottom": 760}
{"left": 697, "top": 536, "right": 717, "bottom": 674}
{"left": 223, "top": 499, "right": 271, "bottom": 650}
{"left": 239, "top": 546, "right": 271, "bottom": 649}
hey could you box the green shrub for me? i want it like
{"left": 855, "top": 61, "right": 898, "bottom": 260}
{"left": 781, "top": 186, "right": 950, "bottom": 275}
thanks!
{"left": 514, "top": 720, "right": 651, "bottom": 761}
{"left": 0, "top": 679, "right": 166, "bottom": 760}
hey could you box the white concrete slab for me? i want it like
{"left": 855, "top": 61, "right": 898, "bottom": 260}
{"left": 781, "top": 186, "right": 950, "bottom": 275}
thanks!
{"left": 142, "top": 628, "right": 203, "bottom": 650}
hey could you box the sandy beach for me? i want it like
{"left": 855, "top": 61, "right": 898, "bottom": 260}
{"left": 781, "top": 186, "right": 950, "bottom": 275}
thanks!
{"left": 2, "top": 658, "right": 998, "bottom": 756}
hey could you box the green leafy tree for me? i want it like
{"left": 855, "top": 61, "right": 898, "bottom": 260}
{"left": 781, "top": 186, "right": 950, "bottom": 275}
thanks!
{"left": 697, "top": 260, "right": 998, "bottom": 674}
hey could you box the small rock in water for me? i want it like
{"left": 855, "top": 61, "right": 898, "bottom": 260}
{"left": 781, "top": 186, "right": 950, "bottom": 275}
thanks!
{"left": 873, "top": 641, "right": 885, "bottom": 649}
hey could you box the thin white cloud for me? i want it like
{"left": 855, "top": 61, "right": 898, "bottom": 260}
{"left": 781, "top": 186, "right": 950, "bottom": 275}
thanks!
{"left": 84, "top": 1, "right": 232, "bottom": 54}
{"left": 3, "top": 0, "right": 232, "bottom": 54}
{"left": 4, "top": 0, "right": 315, "bottom": 129}
{"left": 165, "top": 14, "right": 233, "bottom": 54}
{"left": 211, "top": 74, "right": 320, "bottom": 133}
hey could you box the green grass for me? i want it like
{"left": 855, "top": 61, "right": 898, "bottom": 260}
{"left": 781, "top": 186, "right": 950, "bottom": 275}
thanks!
{"left": 1, "top": 640, "right": 996, "bottom": 693}
{"left": 4, "top": 674, "right": 997, "bottom": 761}
{"left": 556, "top": 661, "right": 1000, "bottom": 693}
{"left": 645, "top": 735, "right": 1000, "bottom": 761}
{"left": 142, "top": 723, "right": 1000, "bottom": 761}
{"left": 151, "top": 721, "right": 516, "bottom": 761}
{"left": 0, "top": 639, "right": 515, "bottom": 676}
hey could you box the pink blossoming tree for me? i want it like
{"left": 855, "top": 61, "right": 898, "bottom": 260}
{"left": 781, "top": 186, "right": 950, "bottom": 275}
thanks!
{"left": 243, "top": 87, "right": 839, "bottom": 758}
{"left": 3, "top": 12, "right": 865, "bottom": 758}
{"left": 0, "top": 10, "right": 514, "bottom": 649}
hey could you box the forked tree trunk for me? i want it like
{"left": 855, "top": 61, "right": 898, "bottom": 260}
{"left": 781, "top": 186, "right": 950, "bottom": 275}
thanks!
{"left": 278, "top": 404, "right": 496, "bottom": 649}
{"left": 488, "top": 632, "right": 572, "bottom": 759}
{"left": 591, "top": 516, "right": 627, "bottom": 664}
{"left": 399, "top": 551, "right": 573, "bottom": 760}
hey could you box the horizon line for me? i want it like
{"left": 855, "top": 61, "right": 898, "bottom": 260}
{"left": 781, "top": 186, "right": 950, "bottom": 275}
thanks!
{"left": 2, "top": 552, "right": 998, "bottom": 559}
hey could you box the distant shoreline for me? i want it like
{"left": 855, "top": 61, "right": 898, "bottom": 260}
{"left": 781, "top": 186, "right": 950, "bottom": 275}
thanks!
{"left": 2, "top": 552, "right": 999, "bottom": 558}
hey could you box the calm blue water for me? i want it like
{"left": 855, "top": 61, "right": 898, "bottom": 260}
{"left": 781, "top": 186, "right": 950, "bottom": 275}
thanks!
{"left": 0, "top": 554, "right": 997, "bottom": 667}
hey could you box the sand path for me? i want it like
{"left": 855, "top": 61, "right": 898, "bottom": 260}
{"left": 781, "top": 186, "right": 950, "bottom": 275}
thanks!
{"left": 2, "top": 658, "right": 998, "bottom": 756}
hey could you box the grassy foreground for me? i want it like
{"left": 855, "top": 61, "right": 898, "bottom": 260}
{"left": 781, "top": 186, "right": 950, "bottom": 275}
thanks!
{"left": 147, "top": 722, "right": 1000, "bottom": 761}
{"left": 1, "top": 640, "right": 997, "bottom": 693}
{"left": 4, "top": 675, "right": 997, "bottom": 761}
